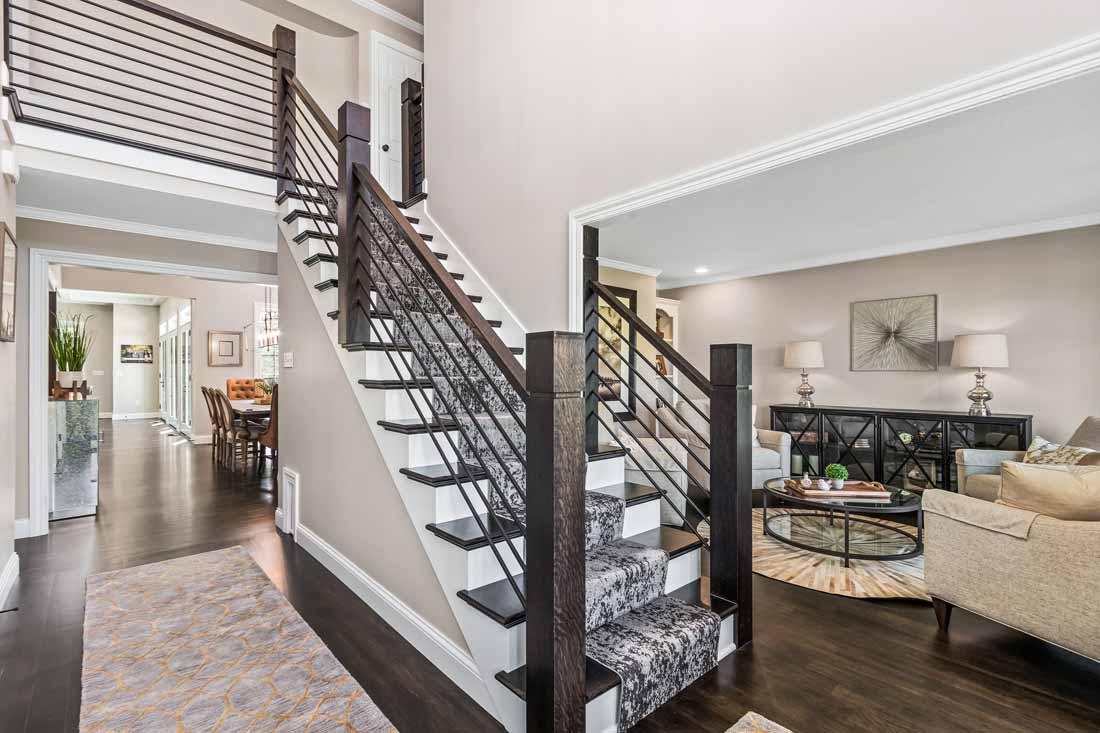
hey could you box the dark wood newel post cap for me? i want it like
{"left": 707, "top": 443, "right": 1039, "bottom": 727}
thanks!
{"left": 338, "top": 101, "right": 371, "bottom": 143}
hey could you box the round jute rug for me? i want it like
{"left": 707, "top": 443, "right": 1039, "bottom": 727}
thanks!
{"left": 699, "top": 508, "right": 928, "bottom": 601}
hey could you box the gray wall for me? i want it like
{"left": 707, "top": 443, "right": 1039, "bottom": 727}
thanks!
{"left": 0, "top": 138, "right": 15, "bottom": 584}
{"left": 422, "top": 0, "right": 1100, "bottom": 332}
{"left": 662, "top": 226, "right": 1100, "bottom": 443}
{"left": 110, "top": 304, "right": 159, "bottom": 417}
{"left": 56, "top": 302, "right": 113, "bottom": 414}
{"left": 277, "top": 237, "right": 469, "bottom": 653}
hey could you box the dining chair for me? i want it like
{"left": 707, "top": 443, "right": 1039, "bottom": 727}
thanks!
{"left": 256, "top": 384, "right": 278, "bottom": 477}
{"left": 215, "top": 389, "right": 260, "bottom": 472}
{"left": 200, "top": 387, "right": 220, "bottom": 462}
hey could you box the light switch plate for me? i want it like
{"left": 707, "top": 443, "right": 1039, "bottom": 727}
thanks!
{"left": 282, "top": 351, "right": 294, "bottom": 368}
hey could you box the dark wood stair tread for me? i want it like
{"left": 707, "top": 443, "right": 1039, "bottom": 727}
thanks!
{"left": 587, "top": 444, "right": 629, "bottom": 461}
{"left": 494, "top": 579, "right": 736, "bottom": 701}
{"left": 294, "top": 229, "right": 336, "bottom": 243}
{"left": 343, "top": 341, "right": 412, "bottom": 352}
{"left": 284, "top": 209, "right": 335, "bottom": 225}
{"left": 377, "top": 417, "right": 458, "bottom": 434}
{"left": 590, "top": 481, "right": 661, "bottom": 507}
{"left": 315, "top": 279, "right": 338, "bottom": 292}
{"left": 358, "top": 378, "right": 434, "bottom": 390}
{"left": 426, "top": 514, "right": 523, "bottom": 550}
{"left": 328, "top": 308, "right": 500, "bottom": 329}
{"left": 397, "top": 192, "right": 427, "bottom": 209}
{"left": 303, "top": 253, "right": 335, "bottom": 267}
{"left": 457, "top": 526, "right": 705, "bottom": 627}
{"left": 400, "top": 462, "right": 487, "bottom": 487}
{"left": 276, "top": 190, "right": 331, "bottom": 207}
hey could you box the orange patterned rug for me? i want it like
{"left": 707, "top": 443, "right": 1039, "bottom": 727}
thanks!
{"left": 704, "top": 509, "right": 928, "bottom": 601}
{"left": 80, "top": 546, "right": 396, "bottom": 731}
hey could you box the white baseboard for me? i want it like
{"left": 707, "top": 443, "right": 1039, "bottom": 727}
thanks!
{"left": 190, "top": 434, "right": 213, "bottom": 445}
{"left": 0, "top": 551, "right": 19, "bottom": 608}
{"left": 13, "top": 518, "right": 30, "bottom": 540}
{"left": 99, "top": 412, "right": 112, "bottom": 419}
{"left": 295, "top": 523, "right": 494, "bottom": 716}
{"left": 112, "top": 412, "right": 160, "bottom": 420}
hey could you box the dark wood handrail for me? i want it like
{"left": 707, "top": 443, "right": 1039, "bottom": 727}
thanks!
{"left": 588, "top": 279, "right": 712, "bottom": 397}
{"left": 283, "top": 69, "right": 338, "bottom": 144}
{"left": 353, "top": 162, "right": 529, "bottom": 400}
{"left": 114, "top": 0, "right": 275, "bottom": 56}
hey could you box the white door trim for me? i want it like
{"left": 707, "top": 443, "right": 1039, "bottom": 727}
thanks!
{"left": 566, "top": 31, "right": 1100, "bottom": 330}
{"left": 26, "top": 248, "right": 276, "bottom": 537}
{"left": 368, "top": 30, "right": 423, "bottom": 187}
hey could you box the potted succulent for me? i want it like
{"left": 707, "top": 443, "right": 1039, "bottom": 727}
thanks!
{"left": 825, "top": 463, "right": 849, "bottom": 490}
{"left": 254, "top": 378, "right": 275, "bottom": 405}
{"left": 50, "top": 313, "right": 95, "bottom": 387}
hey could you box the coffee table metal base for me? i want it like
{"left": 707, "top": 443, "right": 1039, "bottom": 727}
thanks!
{"left": 762, "top": 494, "right": 923, "bottom": 568}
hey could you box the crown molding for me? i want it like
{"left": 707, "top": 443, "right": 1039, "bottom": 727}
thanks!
{"left": 350, "top": 0, "right": 423, "bottom": 35}
{"left": 569, "top": 31, "right": 1100, "bottom": 329}
{"left": 598, "top": 257, "right": 662, "bottom": 278}
{"left": 16, "top": 205, "right": 276, "bottom": 252}
{"left": 656, "top": 211, "right": 1100, "bottom": 290}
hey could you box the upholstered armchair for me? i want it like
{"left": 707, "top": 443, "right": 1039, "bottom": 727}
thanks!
{"left": 226, "top": 378, "right": 259, "bottom": 401}
{"left": 655, "top": 398, "right": 791, "bottom": 492}
{"left": 957, "top": 417, "right": 1100, "bottom": 502}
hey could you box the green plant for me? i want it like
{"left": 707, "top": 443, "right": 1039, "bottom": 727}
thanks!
{"left": 50, "top": 313, "right": 95, "bottom": 372}
{"left": 824, "top": 463, "right": 849, "bottom": 481}
{"left": 255, "top": 378, "right": 273, "bottom": 396}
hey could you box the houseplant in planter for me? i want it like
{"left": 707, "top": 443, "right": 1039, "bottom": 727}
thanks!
{"left": 51, "top": 313, "right": 95, "bottom": 387}
{"left": 824, "top": 463, "right": 849, "bottom": 490}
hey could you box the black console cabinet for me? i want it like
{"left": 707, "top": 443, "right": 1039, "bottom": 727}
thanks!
{"left": 770, "top": 404, "right": 1033, "bottom": 493}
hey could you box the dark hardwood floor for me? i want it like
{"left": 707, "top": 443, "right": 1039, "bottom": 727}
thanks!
{"left": 3, "top": 419, "right": 1098, "bottom": 732}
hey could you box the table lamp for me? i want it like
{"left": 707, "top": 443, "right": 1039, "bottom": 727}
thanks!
{"left": 784, "top": 341, "right": 824, "bottom": 408}
{"left": 951, "top": 334, "right": 1009, "bottom": 416}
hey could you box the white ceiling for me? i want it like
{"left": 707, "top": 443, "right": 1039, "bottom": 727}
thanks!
{"left": 599, "top": 70, "right": 1100, "bottom": 289}
{"left": 17, "top": 170, "right": 277, "bottom": 250}
{"left": 58, "top": 288, "right": 166, "bottom": 307}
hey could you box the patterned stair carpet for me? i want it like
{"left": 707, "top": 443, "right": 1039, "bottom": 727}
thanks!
{"left": 80, "top": 547, "right": 396, "bottom": 732}
{"left": 725, "top": 711, "right": 794, "bottom": 732}
{"left": 703, "top": 509, "right": 927, "bottom": 600}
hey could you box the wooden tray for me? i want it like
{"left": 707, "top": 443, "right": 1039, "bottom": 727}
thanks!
{"left": 783, "top": 479, "right": 890, "bottom": 498}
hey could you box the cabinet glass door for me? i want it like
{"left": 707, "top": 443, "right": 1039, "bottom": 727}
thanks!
{"left": 821, "top": 413, "right": 876, "bottom": 481}
{"left": 947, "top": 420, "right": 1025, "bottom": 490}
{"left": 773, "top": 411, "right": 822, "bottom": 476}
{"left": 882, "top": 417, "right": 945, "bottom": 493}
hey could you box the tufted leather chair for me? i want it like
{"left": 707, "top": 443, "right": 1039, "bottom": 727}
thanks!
{"left": 226, "top": 378, "right": 259, "bottom": 401}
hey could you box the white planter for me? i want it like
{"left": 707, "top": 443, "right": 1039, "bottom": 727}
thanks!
{"left": 832, "top": 478, "right": 846, "bottom": 490}
{"left": 57, "top": 370, "right": 85, "bottom": 386}
{"left": 816, "top": 478, "right": 831, "bottom": 491}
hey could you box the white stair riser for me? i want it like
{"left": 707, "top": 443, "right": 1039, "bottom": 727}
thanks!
{"left": 362, "top": 350, "right": 415, "bottom": 381}
{"left": 309, "top": 260, "right": 338, "bottom": 283}
{"left": 306, "top": 238, "right": 336, "bottom": 259}
{"left": 406, "top": 431, "right": 460, "bottom": 466}
{"left": 384, "top": 389, "right": 434, "bottom": 421}
{"left": 586, "top": 457, "right": 625, "bottom": 490}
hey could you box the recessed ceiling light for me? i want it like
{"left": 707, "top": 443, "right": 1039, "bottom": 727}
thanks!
{"left": 694, "top": 266, "right": 709, "bottom": 275}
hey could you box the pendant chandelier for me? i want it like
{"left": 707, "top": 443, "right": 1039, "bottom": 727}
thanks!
{"left": 259, "top": 286, "right": 279, "bottom": 348}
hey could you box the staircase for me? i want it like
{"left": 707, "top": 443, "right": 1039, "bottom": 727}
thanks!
{"left": 3, "top": 6, "right": 754, "bottom": 728}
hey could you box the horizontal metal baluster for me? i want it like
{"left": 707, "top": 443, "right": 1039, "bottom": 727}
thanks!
{"left": 590, "top": 406, "right": 709, "bottom": 544}
{"left": 357, "top": 201, "right": 528, "bottom": 434}
{"left": 8, "top": 20, "right": 273, "bottom": 105}
{"left": 10, "top": 68, "right": 274, "bottom": 140}
{"left": 23, "top": 0, "right": 273, "bottom": 80}
{"left": 79, "top": 0, "right": 274, "bottom": 67}
{"left": 365, "top": 245, "right": 530, "bottom": 546}
{"left": 10, "top": 4, "right": 273, "bottom": 91}
{"left": 590, "top": 346, "right": 711, "bottom": 478}
{"left": 19, "top": 100, "right": 273, "bottom": 165}
{"left": 289, "top": 118, "right": 338, "bottom": 190}
{"left": 8, "top": 37, "right": 275, "bottom": 115}
{"left": 8, "top": 52, "right": 274, "bottom": 129}
{"left": 12, "top": 85, "right": 275, "bottom": 154}
{"left": 591, "top": 304, "right": 710, "bottom": 426}
{"left": 363, "top": 234, "right": 529, "bottom": 502}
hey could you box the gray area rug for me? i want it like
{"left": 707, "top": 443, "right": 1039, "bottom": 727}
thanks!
{"left": 80, "top": 546, "right": 396, "bottom": 731}
{"left": 726, "top": 711, "right": 794, "bottom": 732}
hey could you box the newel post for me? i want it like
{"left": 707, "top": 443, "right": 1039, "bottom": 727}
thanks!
{"left": 526, "top": 331, "right": 587, "bottom": 733}
{"left": 582, "top": 225, "right": 600, "bottom": 456}
{"left": 336, "top": 101, "right": 371, "bottom": 346}
{"left": 400, "top": 77, "right": 424, "bottom": 202}
{"left": 271, "top": 25, "right": 296, "bottom": 194}
{"left": 709, "top": 343, "right": 753, "bottom": 645}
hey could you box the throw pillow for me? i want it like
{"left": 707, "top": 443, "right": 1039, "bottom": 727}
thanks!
{"left": 998, "top": 462, "right": 1100, "bottom": 520}
{"left": 1022, "top": 436, "right": 1100, "bottom": 466}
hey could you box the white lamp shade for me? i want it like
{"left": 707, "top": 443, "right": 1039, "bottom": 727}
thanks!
{"left": 784, "top": 340, "right": 824, "bottom": 369}
{"left": 951, "top": 333, "right": 1009, "bottom": 368}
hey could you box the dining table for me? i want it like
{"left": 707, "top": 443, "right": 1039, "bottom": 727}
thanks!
{"left": 230, "top": 400, "right": 271, "bottom": 425}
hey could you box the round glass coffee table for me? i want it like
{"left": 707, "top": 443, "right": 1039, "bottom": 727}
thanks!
{"left": 761, "top": 477, "right": 923, "bottom": 567}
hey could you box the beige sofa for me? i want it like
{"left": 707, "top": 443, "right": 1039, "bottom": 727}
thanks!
{"left": 655, "top": 398, "right": 791, "bottom": 492}
{"left": 924, "top": 417, "right": 1100, "bottom": 662}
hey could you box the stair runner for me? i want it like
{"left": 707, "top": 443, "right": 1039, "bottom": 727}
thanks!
{"left": 364, "top": 188, "right": 719, "bottom": 731}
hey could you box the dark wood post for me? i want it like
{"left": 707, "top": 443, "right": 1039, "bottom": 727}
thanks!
{"left": 336, "top": 101, "right": 371, "bottom": 346}
{"left": 709, "top": 343, "right": 753, "bottom": 645}
{"left": 582, "top": 226, "right": 600, "bottom": 456}
{"left": 271, "top": 25, "right": 296, "bottom": 194}
{"left": 400, "top": 78, "right": 424, "bottom": 203}
{"left": 526, "top": 331, "right": 587, "bottom": 733}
